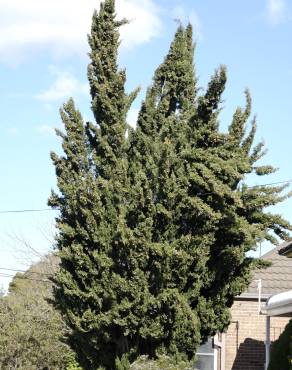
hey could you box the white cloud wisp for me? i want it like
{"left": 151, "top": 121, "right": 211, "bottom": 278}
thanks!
{"left": 172, "top": 6, "right": 202, "bottom": 40}
{"left": 37, "top": 125, "right": 56, "bottom": 136}
{"left": 0, "top": 0, "right": 162, "bottom": 65}
{"left": 266, "top": 0, "right": 287, "bottom": 24}
{"left": 36, "top": 67, "right": 88, "bottom": 102}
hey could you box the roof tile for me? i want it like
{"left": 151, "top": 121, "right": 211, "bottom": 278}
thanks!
{"left": 245, "top": 241, "right": 292, "bottom": 296}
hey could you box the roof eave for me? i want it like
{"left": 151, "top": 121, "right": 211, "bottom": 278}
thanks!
{"left": 279, "top": 241, "right": 292, "bottom": 258}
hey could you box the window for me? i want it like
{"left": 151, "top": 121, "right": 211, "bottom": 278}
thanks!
{"left": 194, "top": 334, "right": 224, "bottom": 370}
{"left": 195, "top": 337, "right": 217, "bottom": 370}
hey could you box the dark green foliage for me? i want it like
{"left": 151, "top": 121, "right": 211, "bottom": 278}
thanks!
{"left": 49, "top": 0, "right": 292, "bottom": 368}
{"left": 115, "top": 355, "right": 130, "bottom": 370}
{"left": 268, "top": 319, "right": 292, "bottom": 370}
{"left": 49, "top": 1, "right": 136, "bottom": 368}
{"left": 66, "top": 352, "right": 83, "bottom": 370}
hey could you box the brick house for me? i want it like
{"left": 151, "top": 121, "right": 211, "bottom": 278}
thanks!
{"left": 195, "top": 242, "right": 292, "bottom": 369}
{"left": 224, "top": 242, "right": 292, "bottom": 370}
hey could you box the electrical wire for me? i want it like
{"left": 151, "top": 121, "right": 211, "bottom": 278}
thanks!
{"left": 0, "top": 209, "right": 57, "bottom": 214}
{"left": 0, "top": 267, "right": 51, "bottom": 276}
{"left": 0, "top": 272, "right": 51, "bottom": 283}
{"left": 197, "top": 179, "right": 292, "bottom": 197}
{"left": 0, "top": 180, "right": 291, "bottom": 282}
{"left": 249, "top": 179, "right": 292, "bottom": 188}
{"left": 0, "top": 179, "right": 290, "bottom": 214}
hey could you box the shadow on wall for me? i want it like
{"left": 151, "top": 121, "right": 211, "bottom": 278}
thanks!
{"left": 232, "top": 338, "right": 265, "bottom": 370}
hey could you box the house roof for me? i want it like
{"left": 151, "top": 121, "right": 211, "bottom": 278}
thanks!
{"left": 279, "top": 241, "right": 292, "bottom": 257}
{"left": 240, "top": 241, "right": 292, "bottom": 300}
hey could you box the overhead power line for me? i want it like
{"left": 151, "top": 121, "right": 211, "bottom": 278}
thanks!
{"left": 0, "top": 208, "right": 57, "bottom": 214}
{"left": 0, "top": 267, "right": 51, "bottom": 276}
{"left": 0, "top": 179, "right": 291, "bottom": 215}
{"left": 198, "top": 179, "right": 292, "bottom": 197}
{"left": 0, "top": 272, "right": 51, "bottom": 283}
{"left": 250, "top": 179, "right": 292, "bottom": 188}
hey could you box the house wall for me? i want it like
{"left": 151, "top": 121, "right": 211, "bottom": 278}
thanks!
{"left": 225, "top": 299, "right": 290, "bottom": 370}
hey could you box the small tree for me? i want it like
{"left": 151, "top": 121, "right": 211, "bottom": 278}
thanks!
{"left": 0, "top": 255, "right": 78, "bottom": 369}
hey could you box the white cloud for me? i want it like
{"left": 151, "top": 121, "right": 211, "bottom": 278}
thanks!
{"left": 43, "top": 103, "right": 54, "bottom": 113}
{"left": 7, "top": 127, "right": 19, "bottom": 135}
{"left": 266, "top": 0, "right": 287, "bottom": 24}
{"left": 0, "top": 0, "right": 162, "bottom": 65}
{"left": 36, "top": 66, "right": 89, "bottom": 102}
{"left": 37, "top": 124, "right": 56, "bottom": 136}
{"left": 127, "top": 107, "right": 139, "bottom": 128}
{"left": 117, "top": 0, "right": 161, "bottom": 49}
{"left": 189, "top": 12, "right": 202, "bottom": 40}
{"left": 172, "top": 6, "right": 202, "bottom": 40}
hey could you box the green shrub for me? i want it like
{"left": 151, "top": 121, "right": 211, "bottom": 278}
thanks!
{"left": 130, "top": 355, "right": 194, "bottom": 370}
{"left": 66, "top": 352, "right": 83, "bottom": 370}
{"left": 115, "top": 355, "right": 131, "bottom": 370}
{"left": 268, "top": 319, "right": 292, "bottom": 370}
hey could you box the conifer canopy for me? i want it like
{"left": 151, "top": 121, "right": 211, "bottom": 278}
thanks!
{"left": 49, "top": 0, "right": 291, "bottom": 368}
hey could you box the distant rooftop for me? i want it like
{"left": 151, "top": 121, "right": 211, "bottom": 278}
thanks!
{"left": 240, "top": 241, "right": 292, "bottom": 299}
{"left": 279, "top": 241, "right": 292, "bottom": 257}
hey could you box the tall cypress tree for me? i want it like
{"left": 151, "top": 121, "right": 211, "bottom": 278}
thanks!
{"left": 127, "top": 25, "right": 205, "bottom": 361}
{"left": 49, "top": 1, "right": 138, "bottom": 369}
{"left": 129, "top": 17, "right": 292, "bottom": 355}
{"left": 50, "top": 1, "right": 291, "bottom": 368}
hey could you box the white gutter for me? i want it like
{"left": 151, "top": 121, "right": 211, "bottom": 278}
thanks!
{"left": 266, "top": 290, "right": 292, "bottom": 317}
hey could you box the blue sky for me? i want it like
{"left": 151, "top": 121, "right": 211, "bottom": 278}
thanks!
{"left": 0, "top": 0, "right": 292, "bottom": 289}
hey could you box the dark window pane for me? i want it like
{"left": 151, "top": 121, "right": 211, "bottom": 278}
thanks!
{"left": 197, "top": 338, "right": 214, "bottom": 354}
{"left": 195, "top": 355, "right": 214, "bottom": 370}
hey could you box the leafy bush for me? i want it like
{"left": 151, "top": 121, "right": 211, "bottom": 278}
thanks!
{"left": 66, "top": 352, "right": 83, "bottom": 370}
{"left": 0, "top": 255, "right": 82, "bottom": 370}
{"left": 130, "top": 355, "right": 194, "bottom": 370}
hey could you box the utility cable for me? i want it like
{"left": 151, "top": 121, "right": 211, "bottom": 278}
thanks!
{"left": 0, "top": 209, "right": 57, "bottom": 214}
{"left": 0, "top": 267, "right": 51, "bottom": 276}
{"left": 0, "top": 272, "right": 51, "bottom": 283}
{"left": 0, "top": 179, "right": 291, "bottom": 214}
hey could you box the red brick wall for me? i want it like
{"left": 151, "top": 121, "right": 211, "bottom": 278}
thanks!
{"left": 225, "top": 299, "right": 290, "bottom": 370}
